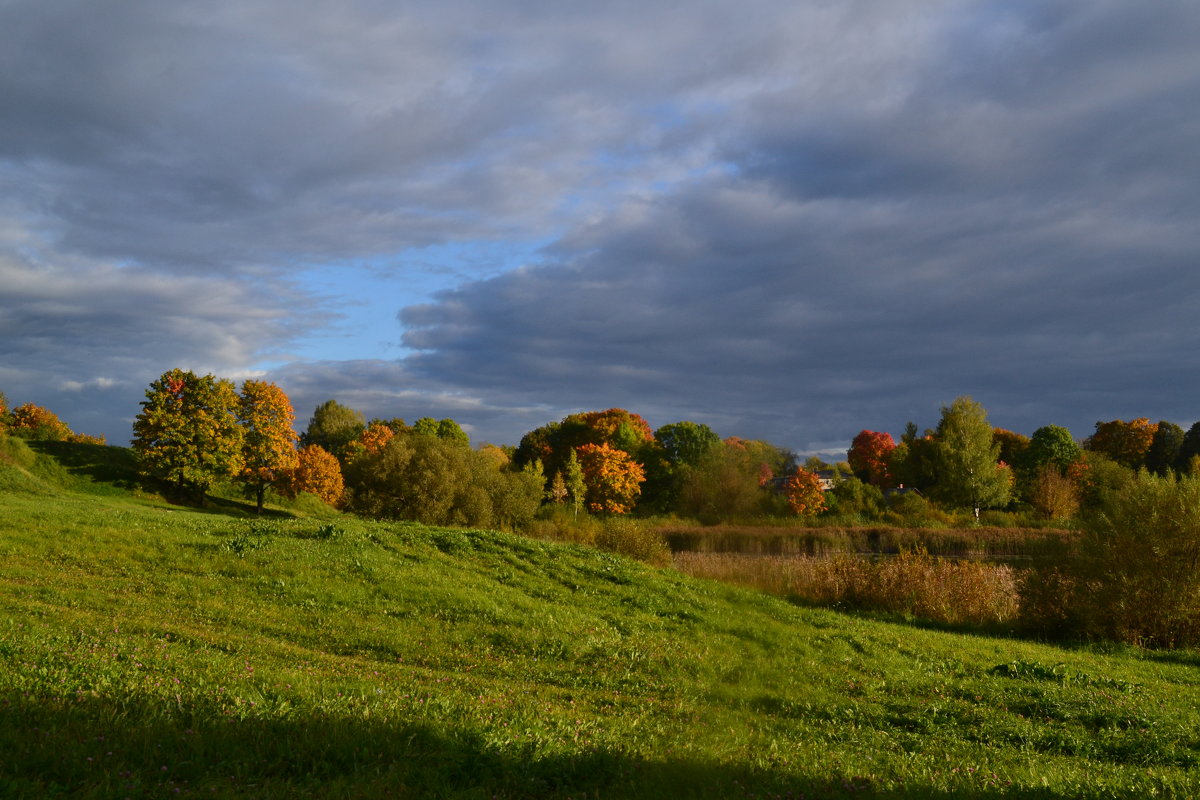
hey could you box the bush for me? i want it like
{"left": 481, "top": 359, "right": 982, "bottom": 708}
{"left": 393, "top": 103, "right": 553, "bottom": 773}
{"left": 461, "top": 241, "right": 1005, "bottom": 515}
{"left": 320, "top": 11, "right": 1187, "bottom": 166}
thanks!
{"left": 1070, "top": 471, "right": 1200, "bottom": 647}
{"left": 595, "top": 517, "right": 671, "bottom": 567}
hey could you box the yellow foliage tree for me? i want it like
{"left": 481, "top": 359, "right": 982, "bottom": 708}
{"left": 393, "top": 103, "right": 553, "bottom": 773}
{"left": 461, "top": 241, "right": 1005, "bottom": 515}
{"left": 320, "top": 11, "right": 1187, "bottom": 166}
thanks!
{"left": 237, "top": 380, "right": 300, "bottom": 514}
{"left": 9, "top": 403, "right": 72, "bottom": 441}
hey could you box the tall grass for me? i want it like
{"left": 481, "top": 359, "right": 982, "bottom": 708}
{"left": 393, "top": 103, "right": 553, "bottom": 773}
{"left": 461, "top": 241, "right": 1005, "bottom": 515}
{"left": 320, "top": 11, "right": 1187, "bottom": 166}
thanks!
{"left": 660, "top": 523, "right": 1073, "bottom": 560}
{"left": 673, "top": 550, "right": 1020, "bottom": 627}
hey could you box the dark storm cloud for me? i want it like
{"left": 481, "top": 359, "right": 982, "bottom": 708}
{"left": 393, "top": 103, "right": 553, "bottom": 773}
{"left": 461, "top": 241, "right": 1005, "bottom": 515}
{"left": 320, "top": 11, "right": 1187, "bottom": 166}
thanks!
{"left": 398, "top": 1, "right": 1200, "bottom": 450}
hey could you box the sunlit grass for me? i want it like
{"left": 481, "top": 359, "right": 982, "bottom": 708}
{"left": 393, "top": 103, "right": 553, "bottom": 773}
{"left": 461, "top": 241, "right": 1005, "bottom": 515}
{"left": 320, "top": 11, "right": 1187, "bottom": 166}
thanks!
{"left": 1, "top": 450, "right": 1199, "bottom": 797}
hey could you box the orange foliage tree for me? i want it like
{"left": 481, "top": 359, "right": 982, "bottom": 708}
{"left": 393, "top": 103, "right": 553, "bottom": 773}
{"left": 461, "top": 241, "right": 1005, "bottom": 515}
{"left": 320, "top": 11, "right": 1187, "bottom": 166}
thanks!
{"left": 514, "top": 408, "right": 654, "bottom": 494}
{"left": 576, "top": 442, "right": 646, "bottom": 514}
{"left": 341, "top": 419, "right": 409, "bottom": 464}
{"left": 847, "top": 430, "right": 895, "bottom": 487}
{"left": 8, "top": 403, "right": 72, "bottom": 441}
{"left": 237, "top": 380, "right": 300, "bottom": 514}
{"left": 783, "top": 468, "right": 828, "bottom": 516}
{"left": 284, "top": 444, "right": 345, "bottom": 507}
{"left": 1085, "top": 418, "right": 1158, "bottom": 468}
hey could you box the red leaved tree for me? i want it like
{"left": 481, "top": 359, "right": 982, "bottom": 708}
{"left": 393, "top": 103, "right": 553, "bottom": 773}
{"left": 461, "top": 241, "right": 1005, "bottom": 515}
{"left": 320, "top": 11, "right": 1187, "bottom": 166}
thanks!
{"left": 847, "top": 430, "right": 895, "bottom": 487}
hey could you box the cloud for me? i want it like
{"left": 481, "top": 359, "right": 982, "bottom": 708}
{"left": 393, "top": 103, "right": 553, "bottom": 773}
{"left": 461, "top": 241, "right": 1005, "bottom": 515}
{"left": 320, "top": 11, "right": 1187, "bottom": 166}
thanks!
{"left": 2, "top": 1, "right": 1199, "bottom": 453}
{"left": 0, "top": 242, "right": 305, "bottom": 442}
{"left": 396, "top": 1, "right": 1200, "bottom": 449}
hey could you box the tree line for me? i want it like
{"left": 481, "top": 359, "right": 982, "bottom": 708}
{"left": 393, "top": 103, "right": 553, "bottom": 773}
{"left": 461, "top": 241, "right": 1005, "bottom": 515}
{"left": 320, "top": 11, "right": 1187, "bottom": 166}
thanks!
{"left": 6, "top": 374, "right": 1200, "bottom": 530}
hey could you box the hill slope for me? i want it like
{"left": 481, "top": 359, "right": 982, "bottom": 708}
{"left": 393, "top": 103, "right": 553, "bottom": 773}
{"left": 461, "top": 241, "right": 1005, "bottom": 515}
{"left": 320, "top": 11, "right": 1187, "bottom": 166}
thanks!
{"left": 1, "top": 446, "right": 1199, "bottom": 798}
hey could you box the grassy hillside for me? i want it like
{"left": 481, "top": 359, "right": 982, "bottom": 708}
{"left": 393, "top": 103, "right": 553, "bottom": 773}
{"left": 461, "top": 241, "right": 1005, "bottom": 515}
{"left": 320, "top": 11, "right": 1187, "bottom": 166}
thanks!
{"left": 1, "top": 444, "right": 1199, "bottom": 798}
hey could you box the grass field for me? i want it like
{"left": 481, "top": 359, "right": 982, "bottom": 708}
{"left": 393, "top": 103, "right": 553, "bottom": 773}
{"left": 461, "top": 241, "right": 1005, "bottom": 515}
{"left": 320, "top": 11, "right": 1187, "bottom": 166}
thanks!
{"left": 2, "top": 442, "right": 1199, "bottom": 798}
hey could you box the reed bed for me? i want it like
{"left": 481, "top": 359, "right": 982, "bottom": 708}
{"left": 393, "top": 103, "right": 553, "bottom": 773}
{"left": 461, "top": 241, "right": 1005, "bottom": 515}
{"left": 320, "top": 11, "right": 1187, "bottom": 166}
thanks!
{"left": 660, "top": 524, "right": 1073, "bottom": 559}
{"left": 673, "top": 550, "right": 1020, "bottom": 626}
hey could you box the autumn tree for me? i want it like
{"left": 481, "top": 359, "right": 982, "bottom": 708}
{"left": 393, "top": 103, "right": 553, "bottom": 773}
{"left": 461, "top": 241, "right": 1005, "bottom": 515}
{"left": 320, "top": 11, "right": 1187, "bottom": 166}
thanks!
{"left": 133, "top": 369, "right": 243, "bottom": 504}
{"left": 8, "top": 403, "right": 72, "bottom": 441}
{"left": 477, "top": 443, "right": 511, "bottom": 471}
{"left": 237, "top": 380, "right": 299, "bottom": 514}
{"left": 1084, "top": 418, "right": 1158, "bottom": 469}
{"left": 783, "top": 468, "right": 828, "bottom": 516}
{"left": 992, "top": 428, "right": 1030, "bottom": 467}
{"left": 931, "top": 396, "right": 1011, "bottom": 519}
{"left": 547, "top": 470, "right": 569, "bottom": 504}
{"left": 300, "top": 400, "right": 366, "bottom": 461}
{"left": 284, "top": 444, "right": 345, "bottom": 506}
{"left": 847, "top": 430, "right": 895, "bottom": 487}
{"left": 514, "top": 408, "right": 654, "bottom": 483}
{"left": 576, "top": 442, "right": 645, "bottom": 514}
{"left": 1028, "top": 464, "right": 1081, "bottom": 520}
{"left": 344, "top": 419, "right": 406, "bottom": 462}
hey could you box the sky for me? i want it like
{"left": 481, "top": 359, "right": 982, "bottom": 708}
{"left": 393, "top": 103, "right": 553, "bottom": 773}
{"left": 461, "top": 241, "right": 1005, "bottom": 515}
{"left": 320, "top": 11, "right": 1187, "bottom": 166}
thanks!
{"left": 3, "top": 1, "right": 1200, "bottom": 458}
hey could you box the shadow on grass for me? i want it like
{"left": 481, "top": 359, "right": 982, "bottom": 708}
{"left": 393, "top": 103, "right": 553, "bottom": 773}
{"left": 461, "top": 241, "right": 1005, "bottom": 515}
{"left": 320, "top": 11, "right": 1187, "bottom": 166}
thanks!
{"left": 26, "top": 441, "right": 140, "bottom": 490}
{"left": 0, "top": 692, "right": 1113, "bottom": 799}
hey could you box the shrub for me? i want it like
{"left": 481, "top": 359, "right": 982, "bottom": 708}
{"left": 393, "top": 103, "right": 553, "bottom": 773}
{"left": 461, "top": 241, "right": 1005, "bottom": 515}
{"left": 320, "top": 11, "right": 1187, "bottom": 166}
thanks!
{"left": 1071, "top": 471, "right": 1200, "bottom": 647}
{"left": 595, "top": 517, "right": 671, "bottom": 567}
{"left": 523, "top": 505, "right": 602, "bottom": 546}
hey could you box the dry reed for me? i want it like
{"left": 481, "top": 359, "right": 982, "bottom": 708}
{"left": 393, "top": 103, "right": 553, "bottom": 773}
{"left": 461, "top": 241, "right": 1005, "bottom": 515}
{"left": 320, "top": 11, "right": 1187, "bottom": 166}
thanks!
{"left": 673, "top": 550, "right": 1019, "bottom": 626}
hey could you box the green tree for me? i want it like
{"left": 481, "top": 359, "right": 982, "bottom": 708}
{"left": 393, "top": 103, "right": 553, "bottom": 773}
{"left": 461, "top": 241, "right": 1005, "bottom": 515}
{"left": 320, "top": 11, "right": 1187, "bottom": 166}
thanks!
{"left": 344, "top": 434, "right": 539, "bottom": 529}
{"left": 643, "top": 421, "right": 722, "bottom": 511}
{"left": 300, "top": 400, "right": 366, "bottom": 461}
{"left": 1025, "top": 425, "right": 1081, "bottom": 473}
{"left": 931, "top": 396, "right": 1011, "bottom": 520}
{"left": 1145, "top": 421, "right": 1185, "bottom": 476}
{"left": 677, "top": 441, "right": 772, "bottom": 523}
{"left": 654, "top": 421, "right": 721, "bottom": 467}
{"left": 1178, "top": 422, "right": 1200, "bottom": 474}
{"left": 412, "top": 416, "right": 470, "bottom": 447}
{"left": 564, "top": 447, "right": 585, "bottom": 519}
{"left": 132, "top": 369, "right": 243, "bottom": 504}
{"left": 237, "top": 380, "right": 299, "bottom": 514}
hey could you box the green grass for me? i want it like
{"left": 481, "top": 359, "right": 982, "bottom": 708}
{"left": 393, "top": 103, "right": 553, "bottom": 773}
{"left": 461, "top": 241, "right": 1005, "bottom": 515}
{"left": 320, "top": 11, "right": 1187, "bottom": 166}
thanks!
{"left": 2, "top": 446, "right": 1200, "bottom": 797}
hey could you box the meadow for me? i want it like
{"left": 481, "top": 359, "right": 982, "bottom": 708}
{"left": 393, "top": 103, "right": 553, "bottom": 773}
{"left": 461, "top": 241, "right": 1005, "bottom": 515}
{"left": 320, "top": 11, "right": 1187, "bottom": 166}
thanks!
{"left": 2, "top": 443, "right": 1200, "bottom": 798}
